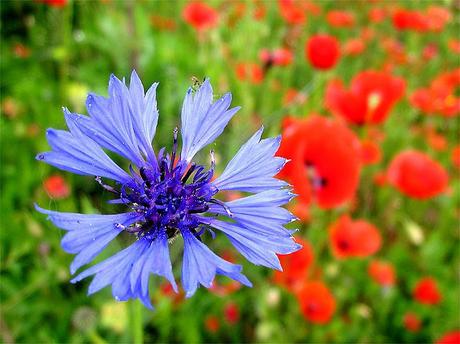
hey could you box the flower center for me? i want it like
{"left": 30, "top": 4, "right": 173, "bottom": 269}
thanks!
{"left": 104, "top": 129, "right": 220, "bottom": 241}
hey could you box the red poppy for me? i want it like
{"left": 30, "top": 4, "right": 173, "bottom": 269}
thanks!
{"left": 260, "top": 48, "right": 293, "bottom": 67}
{"left": 279, "top": 0, "right": 306, "bottom": 25}
{"left": 277, "top": 115, "right": 361, "bottom": 209}
{"left": 403, "top": 312, "right": 421, "bottom": 333}
{"left": 235, "top": 62, "right": 264, "bottom": 84}
{"left": 204, "top": 315, "right": 220, "bottom": 333}
{"left": 436, "top": 331, "right": 460, "bottom": 344}
{"left": 289, "top": 201, "right": 310, "bottom": 223}
{"left": 343, "top": 38, "right": 366, "bottom": 56}
{"left": 373, "top": 171, "right": 387, "bottom": 187}
{"left": 253, "top": 2, "right": 266, "bottom": 20}
{"left": 427, "top": 130, "right": 447, "bottom": 152}
{"left": 413, "top": 277, "right": 442, "bottom": 305}
{"left": 387, "top": 150, "right": 448, "bottom": 199}
{"left": 368, "top": 260, "right": 396, "bottom": 286}
{"left": 329, "top": 215, "right": 382, "bottom": 259}
{"left": 274, "top": 237, "right": 314, "bottom": 293}
{"left": 360, "top": 139, "right": 382, "bottom": 165}
{"left": 368, "top": 7, "right": 386, "bottom": 23}
{"left": 410, "top": 69, "right": 460, "bottom": 117}
{"left": 183, "top": 2, "right": 218, "bottom": 31}
{"left": 44, "top": 175, "right": 70, "bottom": 199}
{"left": 452, "top": 145, "right": 460, "bottom": 169}
{"left": 37, "top": 0, "right": 67, "bottom": 7}
{"left": 224, "top": 302, "right": 240, "bottom": 325}
{"left": 326, "top": 70, "right": 405, "bottom": 125}
{"left": 326, "top": 10, "right": 355, "bottom": 28}
{"left": 392, "top": 9, "right": 428, "bottom": 32}
{"left": 296, "top": 281, "right": 336, "bottom": 324}
{"left": 305, "top": 34, "right": 340, "bottom": 70}
{"left": 448, "top": 39, "right": 460, "bottom": 54}
{"left": 425, "top": 6, "right": 451, "bottom": 32}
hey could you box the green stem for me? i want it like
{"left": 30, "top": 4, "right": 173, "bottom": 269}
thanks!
{"left": 130, "top": 299, "right": 144, "bottom": 344}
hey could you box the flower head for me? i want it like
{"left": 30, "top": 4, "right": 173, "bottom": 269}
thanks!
{"left": 387, "top": 150, "right": 448, "bottom": 199}
{"left": 296, "top": 281, "right": 336, "bottom": 324}
{"left": 182, "top": 2, "right": 219, "bottom": 31}
{"left": 36, "top": 71, "right": 300, "bottom": 308}
{"left": 305, "top": 34, "right": 340, "bottom": 70}
{"left": 278, "top": 115, "right": 361, "bottom": 209}
{"left": 413, "top": 277, "right": 442, "bottom": 305}
{"left": 329, "top": 215, "right": 382, "bottom": 259}
{"left": 326, "top": 70, "right": 406, "bottom": 125}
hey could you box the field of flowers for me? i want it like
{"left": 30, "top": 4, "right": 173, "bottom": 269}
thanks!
{"left": 1, "top": 0, "right": 459, "bottom": 343}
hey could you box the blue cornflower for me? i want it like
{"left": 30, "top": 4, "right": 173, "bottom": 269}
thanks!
{"left": 36, "top": 71, "right": 301, "bottom": 308}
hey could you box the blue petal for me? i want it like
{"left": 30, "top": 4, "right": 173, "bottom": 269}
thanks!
{"left": 213, "top": 127, "right": 288, "bottom": 193}
{"left": 81, "top": 71, "right": 159, "bottom": 167}
{"left": 35, "top": 205, "right": 141, "bottom": 273}
{"left": 130, "top": 229, "right": 178, "bottom": 300}
{"left": 200, "top": 218, "right": 302, "bottom": 271}
{"left": 208, "top": 190, "right": 297, "bottom": 237}
{"left": 71, "top": 239, "right": 154, "bottom": 308}
{"left": 181, "top": 229, "right": 251, "bottom": 298}
{"left": 37, "top": 110, "right": 132, "bottom": 183}
{"left": 180, "top": 79, "right": 240, "bottom": 162}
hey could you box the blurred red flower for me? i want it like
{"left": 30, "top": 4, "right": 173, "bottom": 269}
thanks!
{"left": 436, "top": 331, "right": 460, "bottom": 344}
{"left": 410, "top": 69, "right": 460, "bottom": 117}
{"left": 43, "top": 175, "right": 70, "bottom": 199}
{"left": 150, "top": 15, "right": 177, "bottom": 31}
{"left": 260, "top": 48, "right": 293, "bottom": 67}
{"left": 274, "top": 237, "right": 314, "bottom": 293}
{"left": 329, "top": 215, "right": 382, "bottom": 259}
{"left": 204, "top": 315, "right": 220, "bottom": 333}
{"left": 452, "top": 145, "right": 460, "bottom": 169}
{"left": 282, "top": 88, "right": 307, "bottom": 106}
{"left": 360, "top": 139, "right": 382, "bottom": 165}
{"left": 13, "top": 43, "right": 30, "bottom": 58}
{"left": 326, "top": 70, "right": 405, "bottom": 125}
{"left": 392, "top": 9, "right": 428, "bottom": 32}
{"left": 224, "top": 302, "right": 240, "bottom": 325}
{"left": 37, "top": 0, "right": 67, "bottom": 7}
{"left": 387, "top": 150, "right": 448, "bottom": 199}
{"left": 368, "top": 7, "right": 386, "bottom": 23}
{"left": 343, "top": 38, "right": 366, "bottom": 56}
{"left": 296, "top": 281, "right": 336, "bottom": 324}
{"left": 326, "top": 10, "right": 355, "bottom": 28}
{"left": 392, "top": 6, "right": 451, "bottom": 32}
{"left": 413, "top": 277, "right": 442, "bottom": 305}
{"left": 279, "top": 0, "right": 306, "bottom": 25}
{"left": 235, "top": 62, "right": 264, "bottom": 84}
{"left": 403, "top": 312, "right": 421, "bottom": 333}
{"left": 368, "top": 260, "right": 396, "bottom": 287}
{"left": 448, "top": 39, "right": 460, "bottom": 54}
{"left": 305, "top": 34, "right": 340, "bottom": 70}
{"left": 425, "top": 6, "right": 452, "bottom": 32}
{"left": 277, "top": 115, "right": 361, "bottom": 209}
{"left": 183, "top": 2, "right": 218, "bottom": 31}
{"left": 289, "top": 201, "right": 311, "bottom": 223}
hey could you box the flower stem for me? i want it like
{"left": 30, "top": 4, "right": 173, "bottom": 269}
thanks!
{"left": 130, "top": 300, "right": 144, "bottom": 344}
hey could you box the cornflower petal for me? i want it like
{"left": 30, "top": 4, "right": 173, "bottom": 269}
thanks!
{"left": 213, "top": 127, "right": 288, "bottom": 192}
{"left": 180, "top": 79, "right": 240, "bottom": 162}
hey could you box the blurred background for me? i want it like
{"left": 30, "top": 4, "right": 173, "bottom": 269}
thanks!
{"left": 1, "top": 0, "right": 459, "bottom": 343}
